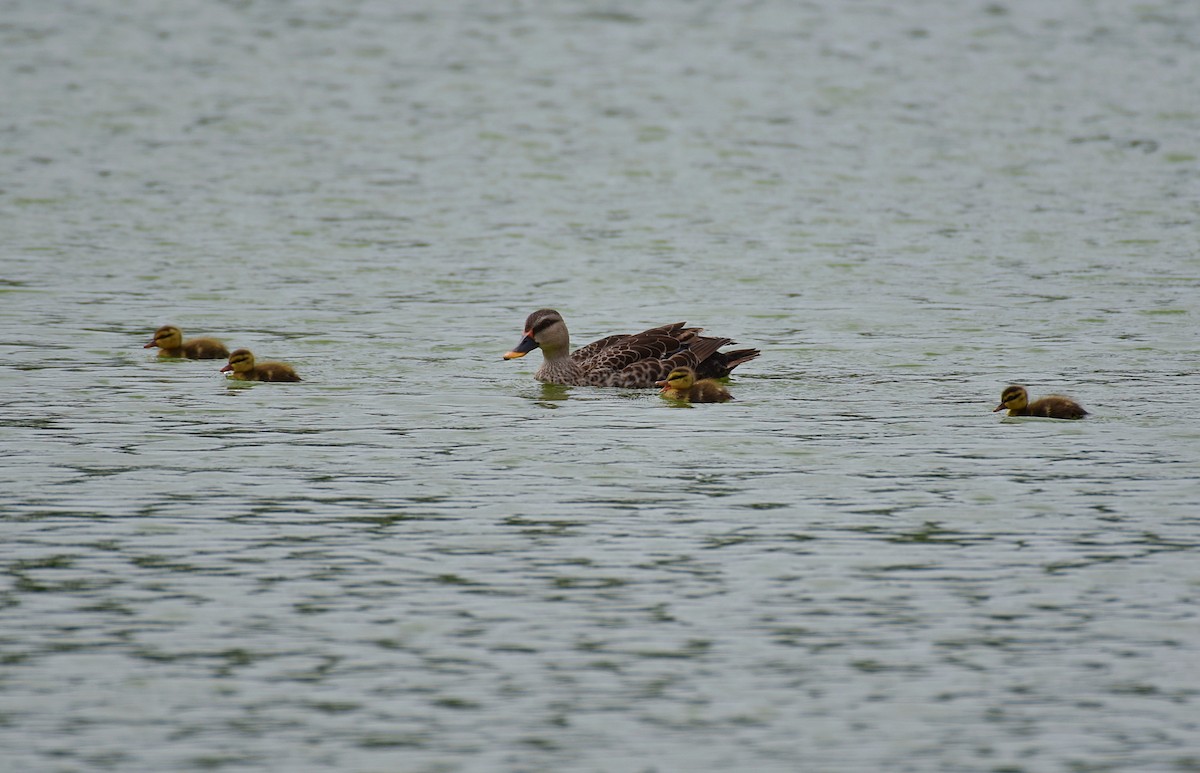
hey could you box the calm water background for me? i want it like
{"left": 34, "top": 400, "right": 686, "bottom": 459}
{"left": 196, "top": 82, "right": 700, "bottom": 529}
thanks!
{"left": 2, "top": 0, "right": 1199, "bottom": 771}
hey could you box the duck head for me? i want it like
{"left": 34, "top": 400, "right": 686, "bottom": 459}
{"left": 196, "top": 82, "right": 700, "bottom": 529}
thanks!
{"left": 145, "top": 325, "right": 183, "bottom": 350}
{"left": 656, "top": 367, "right": 696, "bottom": 393}
{"left": 221, "top": 348, "right": 255, "bottom": 375}
{"left": 504, "top": 309, "right": 569, "bottom": 360}
{"left": 994, "top": 385, "right": 1029, "bottom": 412}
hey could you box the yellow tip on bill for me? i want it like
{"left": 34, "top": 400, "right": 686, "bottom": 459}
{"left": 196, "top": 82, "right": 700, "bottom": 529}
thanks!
{"left": 503, "top": 350, "right": 527, "bottom": 360}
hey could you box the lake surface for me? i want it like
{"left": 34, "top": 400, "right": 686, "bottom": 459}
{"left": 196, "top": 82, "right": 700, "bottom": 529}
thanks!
{"left": 2, "top": 0, "right": 1199, "bottom": 771}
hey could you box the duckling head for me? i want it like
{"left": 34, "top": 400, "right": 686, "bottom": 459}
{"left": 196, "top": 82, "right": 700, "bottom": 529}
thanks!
{"left": 993, "top": 385, "right": 1029, "bottom": 412}
{"left": 220, "top": 348, "right": 255, "bottom": 374}
{"left": 145, "top": 325, "right": 183, "bottom": 350}
{"left": 657, "top": 367, "right": 696, "bottom": 393}
{"left": 504, "top": 309, "right": 569, "bottom": 360}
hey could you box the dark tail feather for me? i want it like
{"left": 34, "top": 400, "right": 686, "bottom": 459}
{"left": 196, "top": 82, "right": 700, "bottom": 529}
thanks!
{"left": 697, "top": 347, "right": 760, "bottom": 379}
{"left": 676, "top": 336, "right": 731, "bottom": 367}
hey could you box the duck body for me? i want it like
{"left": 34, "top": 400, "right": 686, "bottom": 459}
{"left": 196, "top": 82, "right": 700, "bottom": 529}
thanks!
{"left": 220, "top": 349, "right": 301, "bottom": 382}
{"left": 503, "top": 309, "right": 759, "bottom": 388}
{"left": 145, "top": 325, "right": 229, "bottom": 359}
{"left": 656, "top": 367, "right": 734, "bottom": 403}
{"left": 994, "top": 385, "right": 1087, "bottom": 419}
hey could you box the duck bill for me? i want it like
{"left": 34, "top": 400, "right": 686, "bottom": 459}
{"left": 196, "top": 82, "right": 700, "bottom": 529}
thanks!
{"left": 992, "top": 403, "right": 1007, "bottom": 412}
{"left": 219, "top": 363, "right": 233, "bottom": 373}
{"left": 143, "top": 340, "right": 157, "bottom": 348}
{"left": 655, "top": 379, "right": 669, "bottom": 390}
{"left": 503, "top": 333, "right": 538, "bottom": 360}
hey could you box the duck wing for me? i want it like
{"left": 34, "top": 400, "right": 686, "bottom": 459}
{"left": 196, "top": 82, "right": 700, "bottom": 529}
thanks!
{"left": 580, "top": 331, "right": 693, "bottom": 380}
{"left": 602, "top": 335, "right": 732, "bottom": 388}
{"left": 569, "top": 321, "right": 703, "bottom": 364}
{"left": 555, "top": 319, "right": 755, "bottom": 388}
{"left": 569, "top": 334, "right": 627, "bottom": 364}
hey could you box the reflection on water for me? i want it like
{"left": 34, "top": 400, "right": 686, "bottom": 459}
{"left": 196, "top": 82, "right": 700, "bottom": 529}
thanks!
{"left": 526, "top": 382, "right": 573, "bottom": 407}
{"left": 3, "top": 0, "right": 1200, "bottom": 771}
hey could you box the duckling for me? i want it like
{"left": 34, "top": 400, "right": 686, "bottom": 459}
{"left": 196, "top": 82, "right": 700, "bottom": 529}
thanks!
{"left": 656, "top": 367, "right": 734, "bottom": 403}
{"left": 993, "top": 385, "right": 1087, "bottom": 419}
{"left": 220, "top": 349, "right": 301, "bottom": 382}
{"left": 144, "top": 325, "right": 229, "bottom": 359}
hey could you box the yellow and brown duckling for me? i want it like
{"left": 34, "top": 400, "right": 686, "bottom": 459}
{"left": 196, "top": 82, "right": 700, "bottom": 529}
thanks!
{"left": 993, "top": 385, "right": 1087, "bottom": 419}
{"left": 656, "top": 367, "right": 734, "bottom": 403}
{"left": 220, "top": 349, "right": 301, "bottom": 382}
{"left": 144, "top": 325, "right": 229, "bottom": 359}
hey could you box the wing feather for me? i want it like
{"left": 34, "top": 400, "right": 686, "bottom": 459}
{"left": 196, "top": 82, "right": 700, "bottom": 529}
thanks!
{"left": 601, "top": 335, "right": 732, "bottom": 388}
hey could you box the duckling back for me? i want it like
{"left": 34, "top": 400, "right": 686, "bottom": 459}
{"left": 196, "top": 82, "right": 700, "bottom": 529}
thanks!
{"left": 253, "top": 362, "right": 302, "bottom": 382}
{"left": 1025, "top": 395, "right": 1087, "bottom": 419}
{"left": 181, "top": 337, "right": 230, "bottom": 359}
{"left": 687, "top": 379, "right": 734, "bottom": 403}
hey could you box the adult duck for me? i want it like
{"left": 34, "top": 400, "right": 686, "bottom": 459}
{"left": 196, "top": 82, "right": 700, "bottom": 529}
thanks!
{"left": 503, "top": 308, "right": 758, "bottom": 388}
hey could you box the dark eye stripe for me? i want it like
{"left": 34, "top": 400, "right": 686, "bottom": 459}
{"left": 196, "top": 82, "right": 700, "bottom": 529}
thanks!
{"left": 531, "top": 317, "right": 560, "bottom": 335}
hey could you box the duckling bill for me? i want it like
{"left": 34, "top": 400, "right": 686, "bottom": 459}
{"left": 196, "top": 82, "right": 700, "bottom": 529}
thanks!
{"left": 220, "top": 349, "right": 301, "bottom": 382}
{"left": 994, "top": 385, "right": 1087, "bottom": 419}
{"left": 656, "top": 367, "right": 734, "bottom": 403}
{"left": 144, "top": 325, "right": 228, "bottom": 359}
